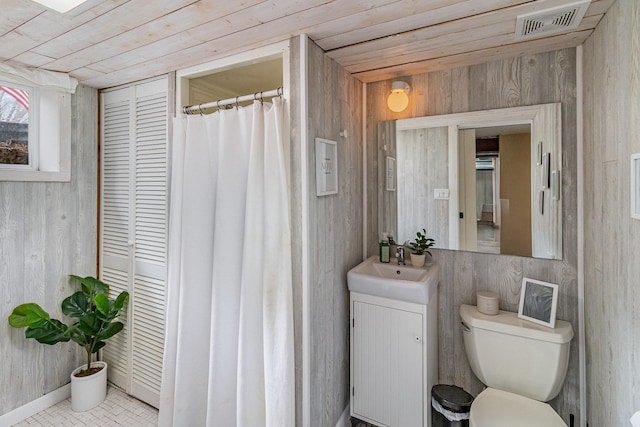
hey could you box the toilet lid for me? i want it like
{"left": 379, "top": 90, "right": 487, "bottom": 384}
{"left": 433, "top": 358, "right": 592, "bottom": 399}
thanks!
{"left": 470, "top": 388, "right": 567, "bottom": 427}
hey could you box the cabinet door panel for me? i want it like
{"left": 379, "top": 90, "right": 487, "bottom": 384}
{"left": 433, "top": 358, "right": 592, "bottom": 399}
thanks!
{"left": 352, "top": 301, "right": 423, "bottom": 426}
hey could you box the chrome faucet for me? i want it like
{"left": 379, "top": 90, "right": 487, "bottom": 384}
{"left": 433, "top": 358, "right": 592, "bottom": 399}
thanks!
{"left": 396, "top": 246, "right": 405, "bottom": 265}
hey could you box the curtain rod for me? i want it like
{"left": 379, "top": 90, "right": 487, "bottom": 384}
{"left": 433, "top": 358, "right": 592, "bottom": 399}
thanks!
{"left": 182, "top": 87, "right": 283, "bottom": 115}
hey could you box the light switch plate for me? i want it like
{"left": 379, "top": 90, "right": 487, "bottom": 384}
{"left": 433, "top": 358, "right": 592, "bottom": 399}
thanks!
{"left": 434, "top": 189, "right": 450, "bottom": 200}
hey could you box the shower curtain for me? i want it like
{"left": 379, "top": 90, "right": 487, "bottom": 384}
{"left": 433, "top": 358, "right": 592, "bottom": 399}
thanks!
{"left": 158, "top": 99, "right": 294, "bottom": 427}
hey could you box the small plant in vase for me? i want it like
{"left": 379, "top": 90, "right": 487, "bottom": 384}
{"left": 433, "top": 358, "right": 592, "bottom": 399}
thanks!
{"left": 8, "top": 275, "right": 129, "bottom": 411}
{"left": 409, "top": 228, "right": 435, "bottom": 267}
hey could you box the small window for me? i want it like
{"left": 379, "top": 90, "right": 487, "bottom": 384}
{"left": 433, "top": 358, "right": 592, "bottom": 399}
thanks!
{"left": 0, "top": 81, "right": 38, "bottom": 170}
{"left": 0, "top": 82, "right": 70, "bottom": 182}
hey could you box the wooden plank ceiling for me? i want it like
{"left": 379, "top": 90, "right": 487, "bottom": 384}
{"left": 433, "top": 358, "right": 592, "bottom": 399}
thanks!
{"left": 1, "top": 0, "right": 615, "bottom": 89}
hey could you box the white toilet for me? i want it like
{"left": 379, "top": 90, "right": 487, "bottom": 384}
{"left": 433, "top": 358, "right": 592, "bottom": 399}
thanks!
{"left": 459, "top": 304, "right": 574, "bottom": 427}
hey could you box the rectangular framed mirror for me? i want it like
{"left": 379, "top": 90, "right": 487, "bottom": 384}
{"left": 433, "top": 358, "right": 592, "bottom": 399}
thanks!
{"left": 377, "top": 103, "right": 562, "bottom": 260}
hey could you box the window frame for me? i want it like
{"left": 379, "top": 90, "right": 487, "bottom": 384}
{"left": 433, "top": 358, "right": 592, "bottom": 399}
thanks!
{"left": 0, "top": 80, "right": 39, "bottom": 172}
{"left": 0, "top": 82, "right": 71, "bottom": 182}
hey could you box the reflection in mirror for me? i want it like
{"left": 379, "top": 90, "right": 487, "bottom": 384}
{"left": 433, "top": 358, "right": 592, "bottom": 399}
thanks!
{"left": 459, "top": 126, "right": 532, "bottom": 257}
{"left": 396, "top": 125, "right": 449, "bottom": 251}
{"left": 377, "top": 104, "right": 562, "bottom": 260}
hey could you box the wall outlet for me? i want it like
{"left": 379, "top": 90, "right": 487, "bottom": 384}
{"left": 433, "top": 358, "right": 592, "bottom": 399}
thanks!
{"left": 434, "top": 189, "right": 450, "bottom": 200}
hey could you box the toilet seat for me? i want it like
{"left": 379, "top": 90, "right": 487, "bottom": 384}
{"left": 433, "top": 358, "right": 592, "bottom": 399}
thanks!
{"left": 470, "top": 388, "right": 567, "bottom": 427}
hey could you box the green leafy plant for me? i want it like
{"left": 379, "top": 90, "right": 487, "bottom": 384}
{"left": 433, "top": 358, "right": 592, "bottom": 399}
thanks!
{"left": 409, "top": 228, "right": 436, "bottom": 256}
{"left": 8, "top": 275, "right": 129, "bottom": 375}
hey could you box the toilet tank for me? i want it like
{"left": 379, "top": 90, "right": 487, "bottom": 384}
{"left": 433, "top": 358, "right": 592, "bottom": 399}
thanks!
{"left": 459, "top": 304, "right": 573, "bottom": 401}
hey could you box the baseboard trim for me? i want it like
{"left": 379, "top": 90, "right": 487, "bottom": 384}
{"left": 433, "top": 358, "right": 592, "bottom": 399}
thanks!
{"left": 0, "top": 384, "right": 70, "bottom": 427}
{"left": 335, "top": 404, "right": 350, "bottom": 427}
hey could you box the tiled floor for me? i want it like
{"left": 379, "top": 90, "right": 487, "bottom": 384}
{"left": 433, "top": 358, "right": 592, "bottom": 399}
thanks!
{"left": 13, "top": 391, "right": 375, "bottom": 427}
{"left": 13, "top": 385, "right": 158, "bottom": 427}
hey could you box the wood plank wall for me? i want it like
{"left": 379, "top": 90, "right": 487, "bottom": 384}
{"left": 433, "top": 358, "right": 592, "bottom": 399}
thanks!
{"left": 288, "top": 35, "right": 305, "bottom": 427}
{"left": 366, "top": 48, "right": 580, "bottom": 424}
{"left": 0, "top": 85, "right": 98, "bottom": 414}
{"left": 377, "top": 120, "right": 397, "bottom": 244}
{"left": 306, "top": 39, "right": 364, "bottom": 427}
{"left": 395, "top": 127, "right": 450, "bottom": 247}
{"left": 583, "top": 0, "right": 640, "bottom": 425}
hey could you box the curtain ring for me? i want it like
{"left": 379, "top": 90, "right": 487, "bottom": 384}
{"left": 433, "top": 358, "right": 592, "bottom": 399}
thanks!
{"left": 198, "top": 104, "right": 204, "bottom": 116}
{"left": 183, "top": 105, "right": 190, "bottom": 115}
{"left": 217, "top": 100, "right": 222, "bottom": 111}
{"left": 277, "top": 87, "right": 283, "bottom": 97}
{"left": 235, "top": 96, "right": 240, "bottom": 109}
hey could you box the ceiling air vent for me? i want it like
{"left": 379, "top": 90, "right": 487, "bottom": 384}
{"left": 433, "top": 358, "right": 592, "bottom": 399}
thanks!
{"left": 515, "top": 0, "right": 591, "bottom": 41}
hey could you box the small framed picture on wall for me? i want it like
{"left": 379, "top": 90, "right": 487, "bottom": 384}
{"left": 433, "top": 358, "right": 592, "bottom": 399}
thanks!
{"left": 315, "top": 137, "right": 338, "bottom": 196}
{"left": 386, "top": 156, "right": 396, "bottom": 191}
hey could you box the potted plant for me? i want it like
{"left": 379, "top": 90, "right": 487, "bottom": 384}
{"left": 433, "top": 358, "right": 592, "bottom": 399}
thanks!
{"left": 8, "top": 275, "right": 129, "bottom": 412}
{"left": 409, "top": 228, "right": 436, "bottom": 267}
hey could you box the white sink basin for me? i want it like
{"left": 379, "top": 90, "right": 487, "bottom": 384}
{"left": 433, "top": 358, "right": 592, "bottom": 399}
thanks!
{"left": 347, "top": 256, "right": 439, "bottom": 304}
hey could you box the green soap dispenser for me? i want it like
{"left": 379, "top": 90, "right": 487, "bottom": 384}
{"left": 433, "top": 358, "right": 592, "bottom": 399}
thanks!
{"left": 380, "top": 232, "right": 390, "bottom": 263}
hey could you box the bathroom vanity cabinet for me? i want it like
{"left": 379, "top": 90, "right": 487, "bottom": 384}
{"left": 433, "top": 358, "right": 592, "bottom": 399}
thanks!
{"left": 350, "top": 292, "right": 438, "bottom": 427}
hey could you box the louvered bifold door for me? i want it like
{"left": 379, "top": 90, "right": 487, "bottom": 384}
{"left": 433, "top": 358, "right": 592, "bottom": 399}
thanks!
{"left": 100, "top": 76, "right": 168, "bottom": 409}
{"left": 101, "top": 87, "right": 133, "bottom": 391}
{"left": 130, "top": 79, "right": 168, "bottom": 407}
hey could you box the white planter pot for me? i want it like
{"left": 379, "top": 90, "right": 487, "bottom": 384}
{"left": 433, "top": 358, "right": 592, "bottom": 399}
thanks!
{"left": 410, "top": 253, "right": 426, "bottom": 268}
{"left": 70, "top": 361, "right": 107, "bottom": 412}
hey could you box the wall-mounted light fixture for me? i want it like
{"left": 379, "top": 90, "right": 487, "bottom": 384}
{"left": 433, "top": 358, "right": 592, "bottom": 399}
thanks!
{"left": 387, "top": 81, "right": 411, "bottom": 113}
{"left": 31, "top": 0, "right": 88, "bottom": 13}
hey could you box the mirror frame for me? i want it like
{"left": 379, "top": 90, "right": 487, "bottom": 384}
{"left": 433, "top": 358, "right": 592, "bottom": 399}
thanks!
{"left": 385, "top": 103, "right": 562, "bottom": 259}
